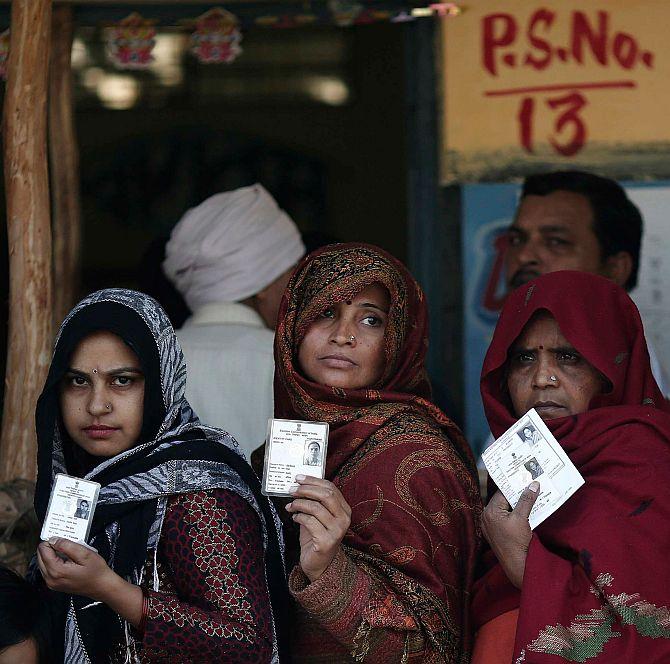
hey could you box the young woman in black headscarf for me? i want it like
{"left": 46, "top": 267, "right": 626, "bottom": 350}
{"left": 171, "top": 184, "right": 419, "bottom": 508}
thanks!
{"left": 32, "top": 289, "right": 288, "bottom": 663}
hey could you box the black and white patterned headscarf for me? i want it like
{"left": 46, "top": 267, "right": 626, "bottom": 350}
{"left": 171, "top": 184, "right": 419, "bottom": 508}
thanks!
{"left": 34, "top": 289, "right": 288, "bottom": 663}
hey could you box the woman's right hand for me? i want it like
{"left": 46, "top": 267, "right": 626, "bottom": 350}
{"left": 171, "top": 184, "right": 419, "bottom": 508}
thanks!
{"left": 286, "top": 475, "right": 351, "bottom": 583}
{"left": 37, "top": 538, "right": 143, "bottom": 626}
{"left": 37, "top": 538, "right": 117, "bottom": 599}
{"left": 481, "top": 483, "right": 539, "bottom": 588}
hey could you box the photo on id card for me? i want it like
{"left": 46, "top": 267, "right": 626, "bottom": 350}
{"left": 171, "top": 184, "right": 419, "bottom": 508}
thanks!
{"left": 40, "top": 474, "right": 100, "bottom": 544}
{"left": 262, "top": 418, "right": 329, "bottom": 497}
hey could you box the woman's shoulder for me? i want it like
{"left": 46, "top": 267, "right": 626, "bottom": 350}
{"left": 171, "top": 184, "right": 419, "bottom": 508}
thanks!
{"left": 375, "top": 407, "right": 436, "bottom": 434}
{"left": 376, "top": 408, "right": 464, "bottom": 451}
{"left": 366, "top": 410, "right": 477, "bottom": 485}
{"left": 573, "top": 411, "right": 670, "bottom": 492}
{"left": 584, "top": 409, "right": 670, "bottom": 456}
{"left": 340, "top": 411, "right": 481, "bottom": 522}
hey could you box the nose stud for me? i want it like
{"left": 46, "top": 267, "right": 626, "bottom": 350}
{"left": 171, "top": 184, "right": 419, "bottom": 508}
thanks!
{"left": 105, "top": 403, "right": 112, "bottom": 410}
{"left": 549, "top": 375, "right": 558, "bottom": 382}
{"left": 349, "top": 335, "right": 356, "bottom": 342}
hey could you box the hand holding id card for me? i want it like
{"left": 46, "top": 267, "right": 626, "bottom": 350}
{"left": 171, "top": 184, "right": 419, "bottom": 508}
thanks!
{"left": 262, "top": 418, "right": 329, "bottom": 497}
{"left": 482, "top": 409, "right": 584, "bottom": 529}
{"left": 41, "top": 474, "right": 100, "bottom": 547}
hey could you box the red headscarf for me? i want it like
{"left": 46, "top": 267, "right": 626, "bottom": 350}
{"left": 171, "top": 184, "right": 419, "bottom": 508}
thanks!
{"left": 474, "top": 271, "right": 670, "bottom": 661}
{"left": 275, "top": 243, "right": 481, "bottom": 661}
{"left": 275, "top": 241, "right": 470, "bottom": 476}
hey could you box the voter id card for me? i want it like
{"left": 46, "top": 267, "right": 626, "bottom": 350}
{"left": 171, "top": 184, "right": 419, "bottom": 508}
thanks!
{"left": 40, "top": 474, "right": 100, "bottom": 544}
{"left": 482, "top": 409, "right": 584, "bottom": 529}
{"left": 261, "top": 418, "right": 329, "bottom": 497}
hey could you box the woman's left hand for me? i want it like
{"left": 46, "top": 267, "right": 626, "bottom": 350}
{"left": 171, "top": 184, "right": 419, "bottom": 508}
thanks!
{"left": 286, "top": 476, "right": 351, "bottom": 583}
{"left": 481, "top": 483, "right": 539, "bottom": 589}
{"left": 37, "top": 538, "right": 118, "bottom": 601}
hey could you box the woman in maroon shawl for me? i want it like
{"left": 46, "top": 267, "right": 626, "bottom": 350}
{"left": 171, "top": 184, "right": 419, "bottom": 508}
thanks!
{"left": 274, "top": 243, "right": 481, "bottom": 662}
{"left": 473, "top": 271, "right": 670, "bottom": 663}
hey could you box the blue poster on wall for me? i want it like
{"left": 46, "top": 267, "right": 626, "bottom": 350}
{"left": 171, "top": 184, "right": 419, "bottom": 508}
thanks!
{"left": 462, "top": 184, "right": 520, "bottom": 456}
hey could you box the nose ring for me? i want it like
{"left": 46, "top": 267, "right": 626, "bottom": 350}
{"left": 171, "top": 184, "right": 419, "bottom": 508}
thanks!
{"left": 349, "top": 335, "right": 356, "bottom": 342}
{"left": 105, "top": 403, "right": 112, "bottom": 410}
{"left": 549, "top": 375, "right": 558, "bottom": 382}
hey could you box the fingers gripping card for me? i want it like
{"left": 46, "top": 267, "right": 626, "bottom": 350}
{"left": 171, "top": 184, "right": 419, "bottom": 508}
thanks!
{"left": 40, "top": 474, "right": 100, "bottom": 544}
{"left": 482, "top": 408, "right": 584, "bottom": 529}
{"left": 262, "top": 418, "right": 329, "bottom": 497}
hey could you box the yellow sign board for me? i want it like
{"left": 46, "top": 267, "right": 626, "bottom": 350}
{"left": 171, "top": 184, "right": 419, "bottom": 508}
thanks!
{"left": 441, "top": 0, "right": 670, "bottom": 182}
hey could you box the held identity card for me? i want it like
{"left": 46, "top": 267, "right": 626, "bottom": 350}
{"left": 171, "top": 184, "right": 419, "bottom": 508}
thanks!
{"left": 482, "top": 408, "right": 584, "bottom": 529}
{"left": 40, "top": 474, "right": 100, "bottom": 544}
{"left": 262, "top": 418, "right": 329, "bottom": 497}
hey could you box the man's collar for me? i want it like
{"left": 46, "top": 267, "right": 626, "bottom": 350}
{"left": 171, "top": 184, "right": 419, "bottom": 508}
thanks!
{"left": 184, "top": 302, "right": 267, "bottom": 328}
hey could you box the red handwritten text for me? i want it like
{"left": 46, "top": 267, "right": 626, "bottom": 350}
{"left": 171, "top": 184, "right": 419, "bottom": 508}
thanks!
{"left": 482, "top": 10, "right": 654, "bottom": 77}
{"left": 481, "top": 9, "right": 652, "bottom": 156}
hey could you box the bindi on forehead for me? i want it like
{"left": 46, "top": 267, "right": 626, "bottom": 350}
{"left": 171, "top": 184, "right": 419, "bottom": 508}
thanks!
{"left": 68, "top": 364, "right": 143, "bottom": 377}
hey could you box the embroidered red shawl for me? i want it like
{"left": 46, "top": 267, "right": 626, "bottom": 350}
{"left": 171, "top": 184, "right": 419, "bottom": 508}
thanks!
{"left": 474, "top": 271, "right": 670, "bottom": 662}
{"left": 275, "top": 243, "right": 481, "bottom": 661}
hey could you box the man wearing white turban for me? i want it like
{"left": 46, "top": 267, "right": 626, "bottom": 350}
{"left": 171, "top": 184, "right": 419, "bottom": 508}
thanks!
{"left": 164, "top": 184, "right": 305, "bottom": 458}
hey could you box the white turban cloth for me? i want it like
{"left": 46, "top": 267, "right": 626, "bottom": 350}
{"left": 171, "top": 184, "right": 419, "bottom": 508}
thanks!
{"left": 163, "top": 184, "right": 305, "bottom": 310}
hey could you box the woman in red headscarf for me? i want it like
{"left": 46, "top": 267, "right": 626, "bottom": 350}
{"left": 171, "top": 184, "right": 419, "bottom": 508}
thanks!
{"left": 273, "top": 243, "right": 481, "bottom": 662}
{"left": 473, "top": 271, "right": 670, "bottom": 663}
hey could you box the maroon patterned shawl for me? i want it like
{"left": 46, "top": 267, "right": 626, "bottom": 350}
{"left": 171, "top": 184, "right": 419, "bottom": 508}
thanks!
{"left": 275, "top": 243, "right": 481, "bottom": 661}
{"left": 474, "top": 271, "right": 670, "bottom": 662}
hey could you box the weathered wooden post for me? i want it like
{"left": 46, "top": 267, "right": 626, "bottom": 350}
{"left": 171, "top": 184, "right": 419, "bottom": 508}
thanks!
{"left": 0, "top": 0, "right": 54, "bottom": 481}
{"left": 49, "top": 3, "right": 81, "bottom": 325}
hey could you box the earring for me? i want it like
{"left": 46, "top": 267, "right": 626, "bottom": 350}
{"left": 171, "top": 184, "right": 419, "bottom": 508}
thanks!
{"left": 549, "top": 375, "right": 558, "bottom": 382}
